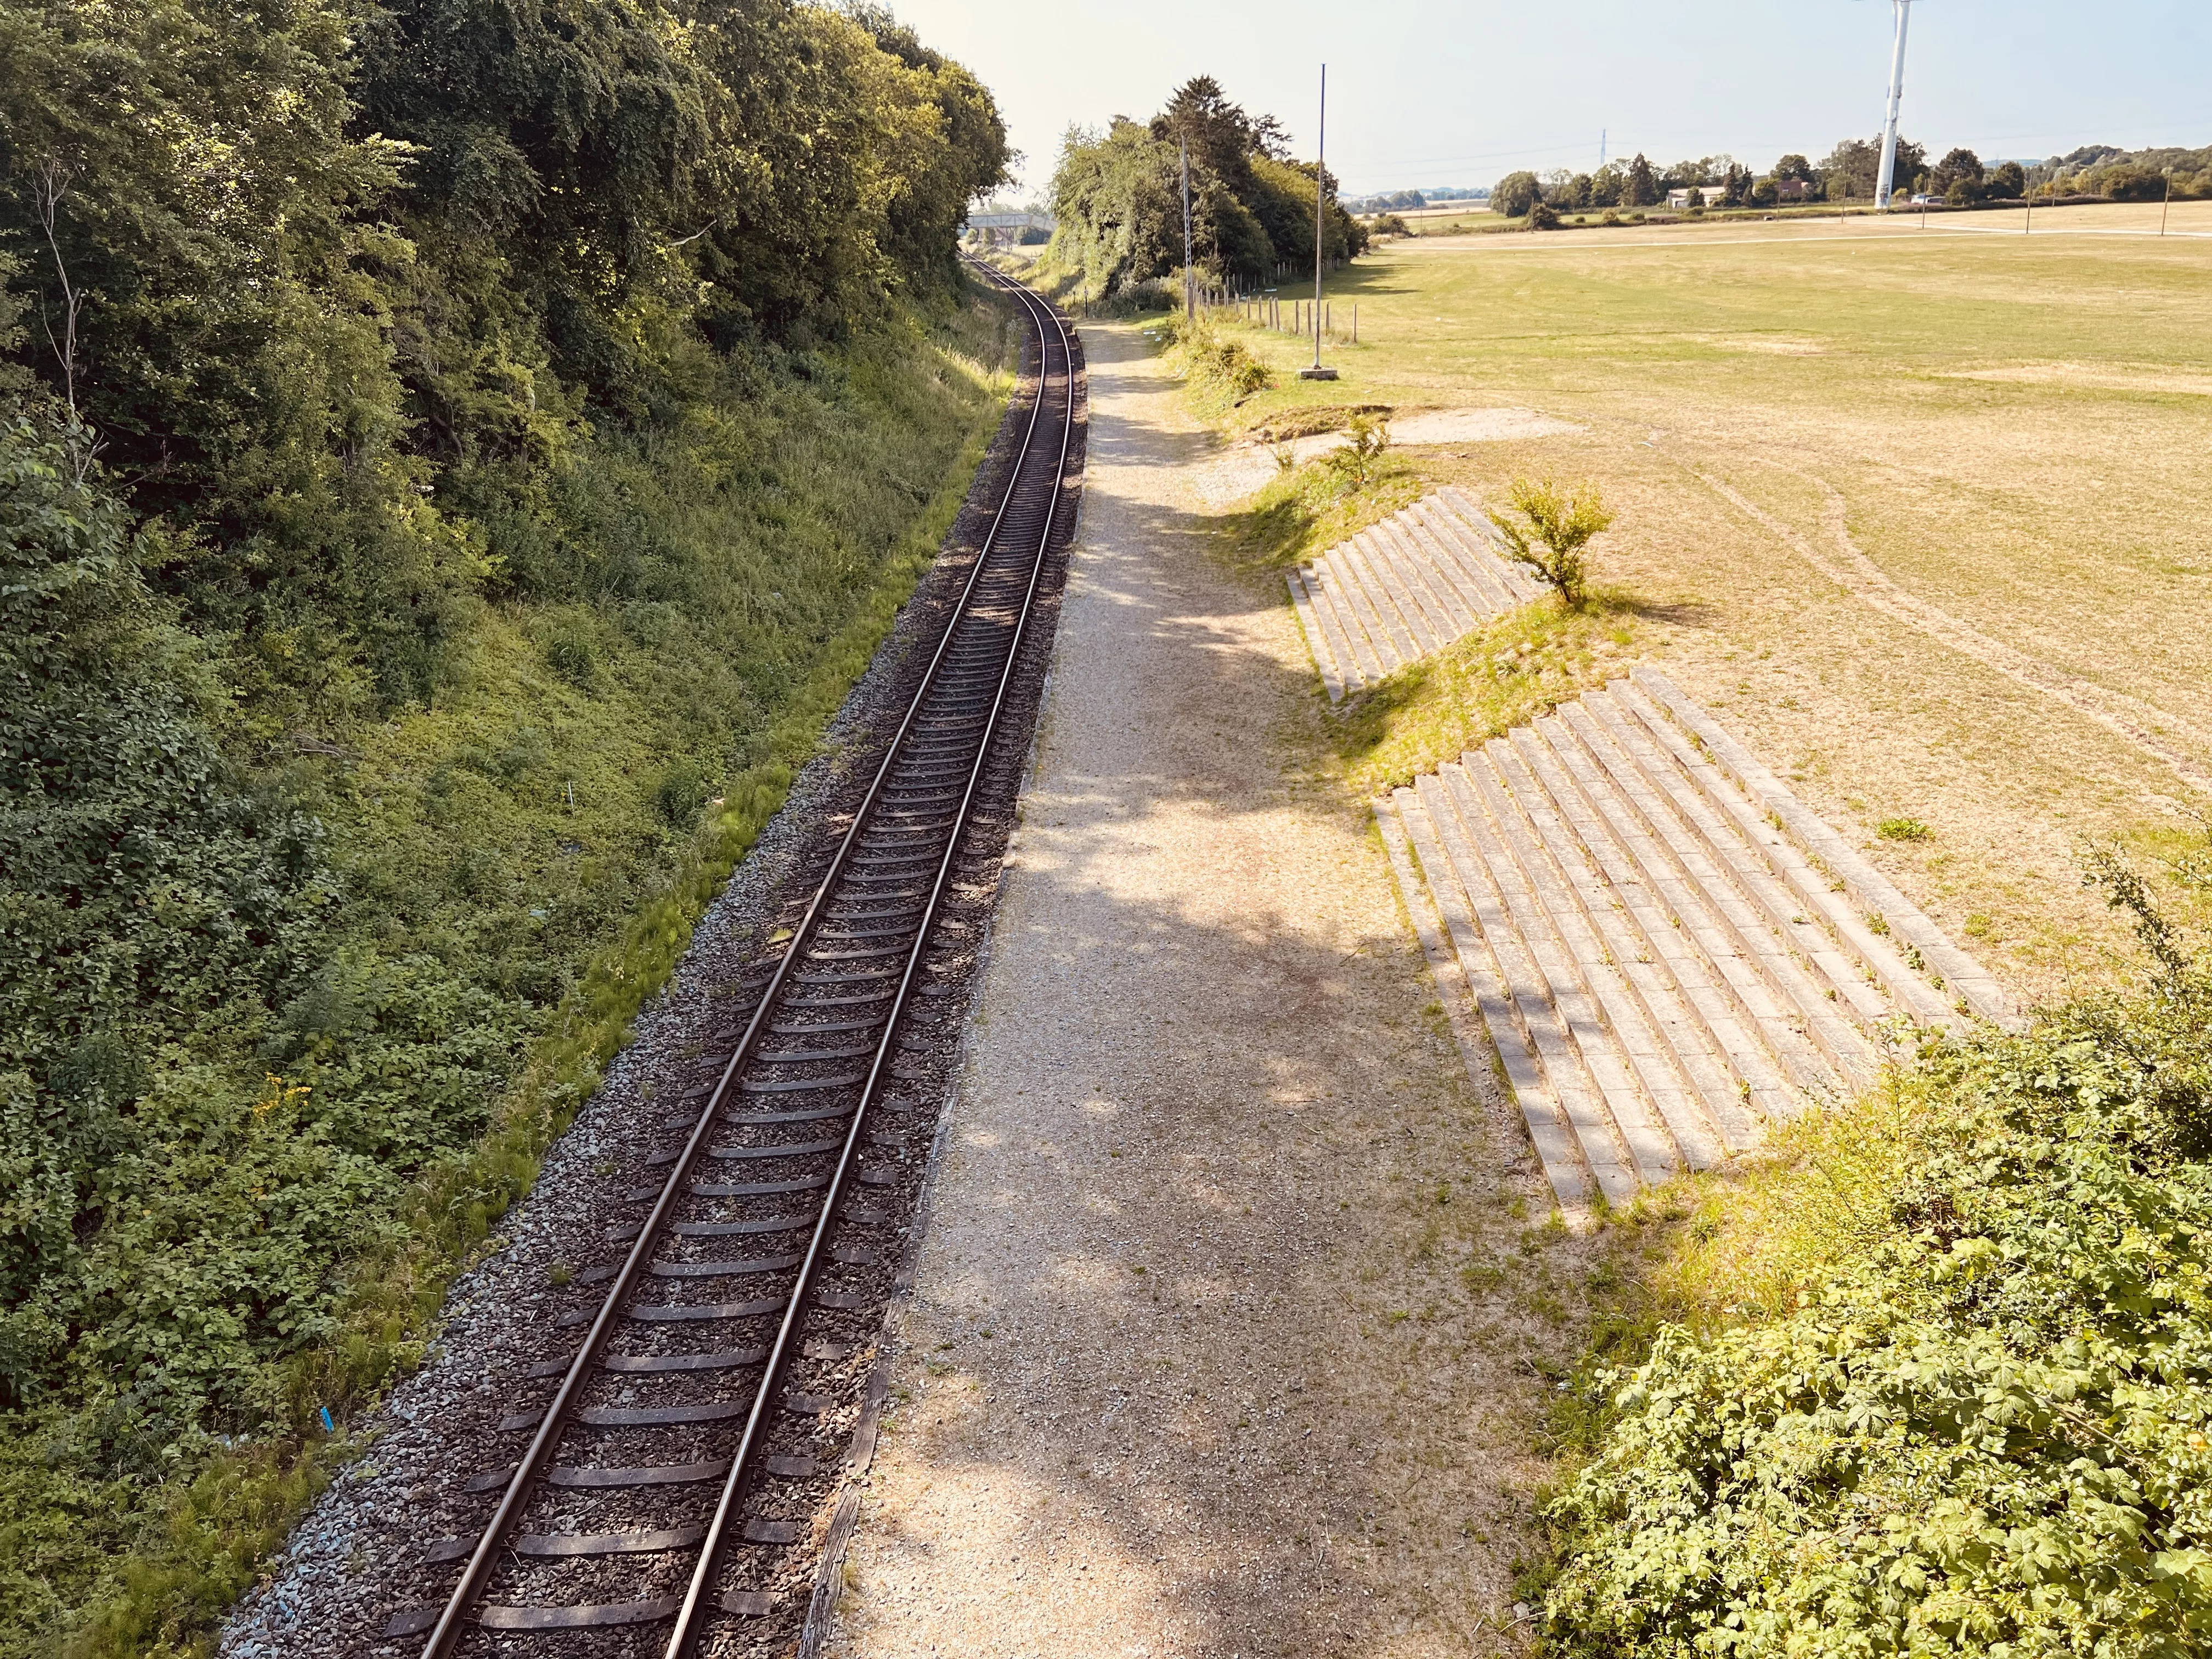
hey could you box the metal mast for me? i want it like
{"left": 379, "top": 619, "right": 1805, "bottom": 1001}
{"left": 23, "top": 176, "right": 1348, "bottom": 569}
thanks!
{"left": 1875, "top": 0, "right": 1912, "bottom": 207}
{"left": 1181, "top": 139, "right": 1194, "bottom": 320}
{"left": 1301, "top": 65, "right": 1337, "bottom": 380}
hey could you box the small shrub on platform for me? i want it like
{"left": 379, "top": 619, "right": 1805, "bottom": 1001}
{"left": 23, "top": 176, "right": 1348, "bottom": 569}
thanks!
{"left": 1486, "top": 477, "right": 1615, "bottom": 607}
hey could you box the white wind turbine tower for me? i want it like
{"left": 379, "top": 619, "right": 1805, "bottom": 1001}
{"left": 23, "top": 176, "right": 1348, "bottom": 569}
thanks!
{"left": 1874, "top": 0, "right": 1914, "bottom": 207}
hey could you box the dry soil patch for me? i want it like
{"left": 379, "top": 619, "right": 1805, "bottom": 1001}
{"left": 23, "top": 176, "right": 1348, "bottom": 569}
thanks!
{"left": 1189, "top": 405, "right": 1582, "bottom": 507}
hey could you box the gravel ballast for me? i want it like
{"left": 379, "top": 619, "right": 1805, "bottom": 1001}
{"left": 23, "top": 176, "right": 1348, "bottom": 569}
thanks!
{"left": 825, "top": 325, "right": 1588, "bottom": 1659}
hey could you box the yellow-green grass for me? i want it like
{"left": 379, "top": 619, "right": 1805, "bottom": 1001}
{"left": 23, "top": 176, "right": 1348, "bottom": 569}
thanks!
{"left": 1327, "top": 596, "right": 1640, "bottom": 796}
{"left": 1203, "top": 207, "right": 2212, "bottom": 1002}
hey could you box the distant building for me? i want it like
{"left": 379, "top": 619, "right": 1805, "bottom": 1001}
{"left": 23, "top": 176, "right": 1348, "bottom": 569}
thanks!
{"left": 1665, "top": 186, "right": 1713, "bottom": 209}
{"left": 1774, "top": 179, "right": 1810, "bottom": 202}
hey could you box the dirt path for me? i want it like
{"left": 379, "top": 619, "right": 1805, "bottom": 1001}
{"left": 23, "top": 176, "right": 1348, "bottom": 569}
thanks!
{"left": 823, "top": 326, "right": 1574, "bottom": 1659}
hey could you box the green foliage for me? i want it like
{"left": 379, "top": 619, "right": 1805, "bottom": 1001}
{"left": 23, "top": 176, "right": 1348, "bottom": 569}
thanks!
{"left": 1486, "top": 477, "right": 1615, "bottom": 607}
{"left": 1626, "top": 153, "right": 1660, "bottom": 208}
{"left": 1046, "top": 76, "right": 1364, "bottom": 300}
{"left": 1546, "top": 845, "right": 2212, "bottom": 1659}
{"left": 1159, "top": 311, "right": 1269, "bottom": 409}
{"left": 0, "top": 297, "right": 1011, "bottom": 1653}
{"left": 1325, "top": 412, "right": 1390, "bottom": 486}
{"left": 1880, "top": 816, "right": 1934, "bottom": 842}
{"left": 1216, "top": 442, "right": 1419, "bottom": 579}
{"left": 0, "top": 0, "right": 1011, "bottom": 715}
{"left": 0, "top": 0, "right": 1017, "bottom": 1629}
{"left": 0, "top": 417, "right": 338, "bottom": 1408}
{"left": 1324, "top": 599, "right": 1639, "bottom": 794}
{"left": 2049, "top": 147, "right": 2211, "bottom": 201}
{"left": 1493, "top": 171, "right": 1541, "bottom": 218}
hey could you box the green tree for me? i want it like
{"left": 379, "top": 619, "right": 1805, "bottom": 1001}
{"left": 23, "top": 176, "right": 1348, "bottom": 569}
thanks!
{"left": 1486, "top": 477, "right": 1613, "bottom": 606}
{"left": 1624, "top": 153, "right": 1658, "bottom": 207}
{"left": 1492, "top": 170, "right": 1541, "bottom": 217}
{"left": 1047, "top": 79, "right": 1363, "bottom": 296}
{"left": 1931, "top": 146, "right": 1985, "bottom": 204}
{"left": 1819, "top": 134, "right": 1925, "bottom": 201}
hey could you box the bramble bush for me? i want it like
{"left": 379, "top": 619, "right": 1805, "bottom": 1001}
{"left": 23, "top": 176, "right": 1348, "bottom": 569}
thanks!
{"left": 1546, "top": 840, "right": 2212, "bottom": 1659}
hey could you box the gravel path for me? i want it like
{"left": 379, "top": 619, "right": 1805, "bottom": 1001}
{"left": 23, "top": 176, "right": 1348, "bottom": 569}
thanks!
{"left": 827, "top": 326, "right": 1577, "bottom": 1659}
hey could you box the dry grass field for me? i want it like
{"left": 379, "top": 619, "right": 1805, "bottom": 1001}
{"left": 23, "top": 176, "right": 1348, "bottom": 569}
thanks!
{"left": 1199, "top": 205, "right": 2212, "bottom": 1005}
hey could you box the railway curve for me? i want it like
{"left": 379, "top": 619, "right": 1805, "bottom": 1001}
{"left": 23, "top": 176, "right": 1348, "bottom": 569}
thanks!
{"left": 375, "top": 259, "right": 1082, "bottom": 1659}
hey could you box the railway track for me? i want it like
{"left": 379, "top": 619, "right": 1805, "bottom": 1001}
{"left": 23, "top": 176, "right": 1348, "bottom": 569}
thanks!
{"left": 392, "top": 261, "right": 1080, "bottom": 1658}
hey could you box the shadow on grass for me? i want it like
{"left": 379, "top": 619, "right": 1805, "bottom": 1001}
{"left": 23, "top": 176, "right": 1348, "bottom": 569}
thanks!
{"left": 1214, "top": 455, "right": 1424, "bottom": 579}
{"left": 1328, "top": 588, "right": 1649, "bottom": 792}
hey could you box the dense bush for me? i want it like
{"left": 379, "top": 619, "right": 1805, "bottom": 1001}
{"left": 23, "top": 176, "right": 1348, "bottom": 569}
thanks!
{"left": 1492, "top": 170, "right": 1541, "bottom": 218}
{"left": 0, "top": 0, "right": 1009, "bottom": 713}
{"left": 0, "top": 1, "right": 1013, "bottom": 1646}
{"left": 1548, "top": 854, "right": 2212, "bottom": 1658}
{"left": 1160, "top": 312, "right": 1269, "bottom": 406}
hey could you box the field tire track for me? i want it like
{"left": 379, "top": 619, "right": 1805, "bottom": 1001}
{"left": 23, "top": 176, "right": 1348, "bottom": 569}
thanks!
{"left": 1695, "top": 465, "right": 2212, "bottom": 798}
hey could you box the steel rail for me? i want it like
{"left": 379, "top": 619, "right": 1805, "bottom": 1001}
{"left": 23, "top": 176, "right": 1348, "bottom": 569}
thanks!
{"left": 415, "top": 260, "right": 1075, "bottom": 1658}
{"left": 665, "top": 257, "right": 1073, "bottom": 1656}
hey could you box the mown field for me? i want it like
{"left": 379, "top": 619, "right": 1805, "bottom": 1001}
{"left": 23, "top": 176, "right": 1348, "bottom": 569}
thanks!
{"left": 1199, "top": 204, "right": 2212, "bottom": 998}
{"left": 1111, "top": 202, "right": 2212, "bottom": 1658}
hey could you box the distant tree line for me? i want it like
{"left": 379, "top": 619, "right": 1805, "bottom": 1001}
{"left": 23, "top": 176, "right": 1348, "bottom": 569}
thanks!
{"left": 1345, "top": 186, "right": 1487, "bottom": 214}
{"left": 1494, "top": 136, "right": 2210, "bottom": 218}
{"left": 1048, "top": 76, "right": 1368, "bottom": 298}
{"left": 2044, "top": 142, "right": 2212, "bottom": 200}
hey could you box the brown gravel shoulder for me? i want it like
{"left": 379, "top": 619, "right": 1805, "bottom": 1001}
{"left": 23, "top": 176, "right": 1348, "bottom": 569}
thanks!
{"left": 825, "top": 325, "right": 1582, "bottom": 1659}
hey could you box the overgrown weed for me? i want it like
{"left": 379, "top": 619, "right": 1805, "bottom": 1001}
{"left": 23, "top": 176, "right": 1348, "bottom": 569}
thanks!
{"left": 1327, "top": 596, "right": 1640, "bottom": 793}
{"left": 1154, "top": 311, "right": 1271, "bottom": 414}
{"left": 1215, "top": 449, "right": 1421, "bottom": 577}
{"left": 1540, "top": 833, "right": 2212, "bottom": 1657}
{"left": 0, "top": 294, "right": 1014, "bottom": 1658}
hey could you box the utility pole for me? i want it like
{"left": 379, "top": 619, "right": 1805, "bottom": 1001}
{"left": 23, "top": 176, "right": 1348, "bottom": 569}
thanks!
{"left": 2162, "top": 170, "right": 2173, "bottom": 236}
{"left": 1301, "top": 64, "right": 1338, "bottom": 380}
{"left": 1181, "top": 139, "right": 1195, "bottom": 321}
{"left": 1875, "top": 0, "right": 1912, "bottom": 210}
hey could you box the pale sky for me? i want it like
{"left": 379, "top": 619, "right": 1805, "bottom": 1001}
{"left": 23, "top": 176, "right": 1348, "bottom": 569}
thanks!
{"left": 884, "top": 0, "right": 2209, "bottom": 198}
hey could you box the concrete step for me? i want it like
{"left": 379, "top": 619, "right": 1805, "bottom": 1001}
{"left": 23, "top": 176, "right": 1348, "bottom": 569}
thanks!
{"left": 1285, "top": 569, "right": 1347, "bottom": 703}
{"left": 1288, "top": 491, "right": 1544, "bottom": 702}
{"left": 1373, "top": 675, "right": 2012, "bottom": 1212}
{"left": 1403, "top": 773, "right": 1641, "bottom": 1205}
{"left": 1629, "top": 667, "right": 2021, "bottom": 1030}
{"left": 1607, "top": 680, "right": 1963, "bottom": 1032}
{"left": 1433, "top": 488, "right": 1550, "bottom": 606}
{"left": 1378, "top": 789, "right": 1596, "bottom": 1208}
